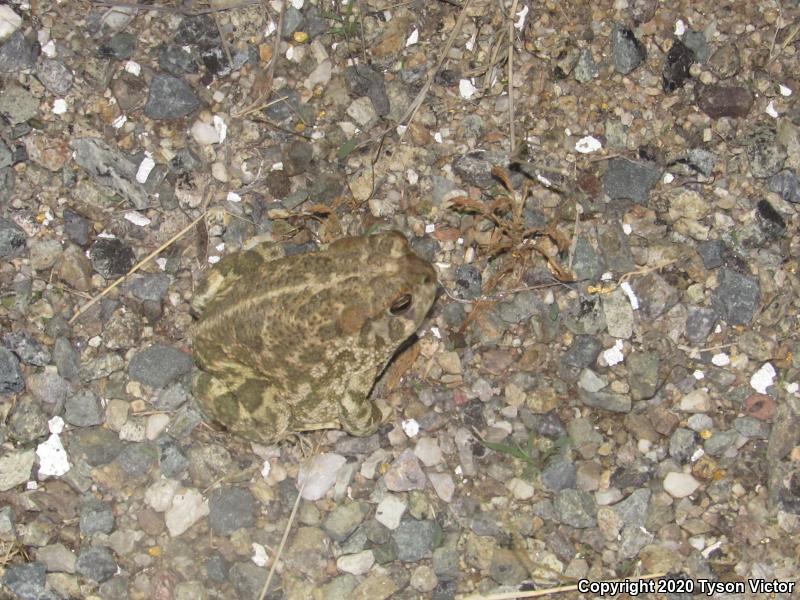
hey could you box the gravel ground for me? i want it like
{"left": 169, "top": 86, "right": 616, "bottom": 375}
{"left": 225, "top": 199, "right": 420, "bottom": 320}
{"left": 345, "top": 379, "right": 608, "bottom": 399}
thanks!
{"left": 1, "top": 1, "right": 800, "bottom": 599}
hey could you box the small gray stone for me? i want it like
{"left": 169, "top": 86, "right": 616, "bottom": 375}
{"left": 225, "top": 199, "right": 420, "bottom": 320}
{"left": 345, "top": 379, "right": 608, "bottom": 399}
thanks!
{"left": 3, "top": 332, "right": 50, "bottom": 366}
{"left": 158, "top": 441, "right": 189, "bottom": 478}
{"left": 26, "top": 371, "right": 70, "bottom": 406}
{"left": 562, "top": 335, "right": 602, "bottom": 369}
{"left": 70, "top": 137, "right": 149, "bottom": 209}
{"left": 0, "top": 448, "right": 35, "bottom": 491}
{"left": 746, "top": 123, "right": 787, "bottom": 178}
{"left": 63, "top": 209, "right": 91, "bottom": 246}
{"left": 612, "top": 24, "right": 646, "bottom": 74}
{"left": 229, "top": 562, "right": 267, "bottom": 599}
{"left": 541, "top": 454, "right": 577, "bottom": 492}
{"left": 670, "top": 148, "right": 717, "bottom": 178}
{"left": 769, "top": 169, "right": 800, "bottom": 204}
{"left": 602, "top": 287, "right": 634, "bottom": 339}
{"left": 80, "top": 497, "right": 115, "bottom": 536}
{"left": 208, "top": 486, "right": 256, "bottom": 535}
{"left": 37, "top": 543, "right": 77, "bottom": 573}
{"left": 579, "top": 389, "right": 631, "bottom": 413}
{"left": 154, "top": 383, "right": 188, "bottom": 411}
{"left": 158, "top": 43, "right": 199, "bottom": 76}
{"left": 603, "top": 157, "right": 661, "bottom": 203}
{"left": 36, "top": 58, "right": 73, "bottom": 95}
{"left": 453, "top": 264, "right": 482, "bottom": 300}
{"left": 555, "top": 489, "right": 597, "bottom": 528}
{"left": 734, "top": 416, "right": 770, "bottom": 439}
{"left": 704, "top": 429, "right": 740, "bottom": 456}
{"left": 117, "top": 441, "right": 158, "bottom": 476}
{"left": 452, "top": 150, "right": 508, "bottom": 189}
{"left": 67, "top": 426, "right": 125, "bottom": 466}
{"left": 489, "top": 547, "right": 527, "bottom": 585}
{"left": 571, "top": 236, "right": 603, "bottom": 281}
{"left": 0, "top": 30, "right": 37, "bottom": 73}
{"left": 75, "top": 546, "right": 118, "bottom": 582}
{"left": 0, "top": 84, "right": 38, "bottom": 124}
{"left": 101, "top": 32, "right": 137, "bottom": 60}
{"left": 53, "top": 337, "right": 81, "bottom": 381}
{"left": 126, "top": 273, "right": 170, "bottom": 302}
{"left": 683, "top": 30, "right": 711, "bottom": 62}
{"left": 392, "top": 519, "right": 441, "bottom": 562}
{"left": 344, "top": 65, "right": 390, "bottom": 117}
{"left": 562, "top": 294, "right": 606, "bottom": 335}
{"left": 627, "top": 351, "right": 659, "bottom": 401}
{"left": 0, "top": 217, "right": 26, "bottom": 259}
{"left": 698, "top": 84, "right": 754, "bottom": 118}
{"left": 89, "top": 237, "right": 135, "bottom": 279}
{"left": 632, "top": 273, "right": 678, "bottom": 320}
{"left": 128, "top": 344, "right": 193, "bottom": 388}
{"left": 696, "top": 239, "right": 725, "bottom": 269}
{"left": 322, "top": 501, "right": 369, "bottom": 542}
{"left": 0, "top": 347, "right": 24, "bottom": 394}
{"left": 574, "top": 48, "right": 599, "bottom": 83}
{"left": 711, "top": 268, "right": 760, "bottom": 325}
{"left": 669, "top": 428, "right": 697, "bottom": 462}
{"left": 3, "top": 562, "right": 49, "bottom": 600}
{"left": 144, "top": 73, "right": 201, "bottom": 120}
{"left": 65, "top": 389, "right": 104, "bottom": 427}
{"left": 8, "top": 395, "right": 48, "bottom": 443}
{"left": 597, "top": 222, "right": 636, "bottom": 273}
{"left": 708, "top": 42, "right": 740, "bottom": 79}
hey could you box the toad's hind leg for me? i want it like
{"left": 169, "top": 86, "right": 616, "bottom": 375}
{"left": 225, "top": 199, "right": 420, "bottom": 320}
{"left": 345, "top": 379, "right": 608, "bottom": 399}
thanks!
{"left": 194, "top": 372, "right": 290, "bottom": 444}
{"left": 337, "top": 380, "right": 392, "bottom": 438}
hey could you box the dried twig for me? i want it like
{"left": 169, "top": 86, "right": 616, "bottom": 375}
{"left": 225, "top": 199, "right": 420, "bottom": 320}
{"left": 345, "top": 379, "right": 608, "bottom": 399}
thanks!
{"left": 68, "top": 211, "right": 208, "bottom": 324}
{"left": 90, "top": 0, "right": 261, "bottom": 15}
{"left": 507, "top": 0, "right": 519, "bottom": 156}
{"left": 236, "top": 0, "right": 286, "bottom": 117}
{"left": 462, "top": 572, "right": 667, "bottom": 599}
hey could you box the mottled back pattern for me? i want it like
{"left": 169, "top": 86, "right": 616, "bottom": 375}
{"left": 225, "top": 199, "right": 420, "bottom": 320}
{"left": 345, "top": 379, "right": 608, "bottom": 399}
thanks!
{"left": 191, "top": 232, "right": 437, "bottom": 443}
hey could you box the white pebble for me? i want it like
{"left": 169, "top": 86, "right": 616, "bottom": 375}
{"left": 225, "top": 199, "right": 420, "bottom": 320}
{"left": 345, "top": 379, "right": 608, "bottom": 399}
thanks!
{"left": 663, "top": 472, "right": 699, "bottom": 498}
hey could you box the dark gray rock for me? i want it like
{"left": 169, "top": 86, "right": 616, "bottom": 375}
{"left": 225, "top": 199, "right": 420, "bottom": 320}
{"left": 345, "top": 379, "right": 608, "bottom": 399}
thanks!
{"left": 0, "top": 347, "right": 24, "bottom": 394}
{"left": 53, "top": 337, "right": 81, "bottom": 381}
{"left": 685, "top": 307, "right": 718, "bottom": 344}
{"left": 562, "top": 335, "right": 602, "bottom": 369}
{"left": 555, "top": 489, "right": 597, "bottom": 528}
{"left": 392, "top": 519, "right": 442, "bottom": 562}
{"left": 67, "top": 426, "right": 125, "bottom": 466}
{"left": 746, "top": 123, "right": 787, "bottom": 178}
{"left": 0, "top": 30, "right": 37, "bottom": 73}
{"left": 627, "top": 351, "right": 659, "bottom": 401}
{"left": 65, "top": 389, "right": 104, "bottom": 427}
{"left": 63, "top": 209, "right": 91, "bottom": 246}
{"left": 612, "top": 24, "right": 646, "bottom": 74}
{"left": 158, "top": 440, "right": 189, "bottom": 478}
{"left": 769, "top": 169, "right": 800, "bottom": 203}
{"left": 3, "top": 562, "right": 52, "bottom": 600}
{"left": 2, "top": 332, "right": 50, "bottom": 366}
{"left": 99, "top": 32, "right": 137, "bottom": 60}
{"left": 669, "top": 148, "right": 717, "bottom": 178}
{"left": 669, "top": 428, "right": 697, "bottom": 462}
{"left": 229, "top": 561, "right": 268, "bottom": 599}
{"left": 117, "top": 441, "right": 158, "bottom": 476}
{"left": 698, "top": 84, "right": 754, "bottom": 118}
{"left": 602, "top": 157, "right": 661, "bottom": 203}
{"left": 80, "top": 497, "right": 115, "bottom": 536}
{"left": 208, "top": 487, "right": 256, "bottom": 535}
{"left": 734, "top": 416, "right": 770, "bottom": 439}
{"left": 662, "top": 38, "right": 694, "bottom": 92}
{"left": 756, "top": 199, "right": 786, "bottom": 239}
{"left": 571, "top": 236, "right": 603, "bottom": 281}
{"left": 8, "top": 395, "right": 48, "bottom": 442}
{"left": 711, "top": 268, "right": 760, "bottom": 325}
{"left": 452, "top": 150, "right": 507, "bottom": 189}
{"left": 696, "top": 239, "right": 725, "bottom": 269}
{"left": 632, "top": 273, "right": 678, "bottom": 319}
{"left": 574, "top": 48, "right": 599, "bottom": 83}
{"left": 0, "top": 216, "right": 26, "bottom": 258}
{"left": 89, "top": 237, "right": 135, "bottom": 279}
{"left": 579, "top": 389, "right": 631, "bottom": 413}
{"left": 541, "top": 454, "right": 577, "bottom": 492}
{"left": 158, "top": 43, "right": 199, "bottom": 75}
{"left": 453, "top": 264, "right": 482, "bottom": 300}
{"left": 144, "top": 73, "right": 201, "bottom": 119}
{"left": 683, "top": 30, "right": 711, "bottom": 62}
{"left": 561, "top": 294, "right": 606, "bottom": 335}
{"left": 321, "top": 501, "right": 369, "bottom": 542}
{"left": 75, "top": 546, "right": 118, "bottom": 582}
{"left": 70, "top": 137, "right": 149, "bottom": 209}
{"left": 344, "top": 65, "right": 389, "bottom": 117}
{"left": 128, "top": 344, "right": 192, "bottom": 388}
{"left": 126, "top": 273, "right": 170, "bottom": 302}
{"left": 704, "top": 429, "right": 739, "bottom": 456}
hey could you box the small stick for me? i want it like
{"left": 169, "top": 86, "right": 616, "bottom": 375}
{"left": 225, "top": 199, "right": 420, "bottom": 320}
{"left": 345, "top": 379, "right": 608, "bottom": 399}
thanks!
{"left": 68, "top": 211, "right": 207, "bottom": 324}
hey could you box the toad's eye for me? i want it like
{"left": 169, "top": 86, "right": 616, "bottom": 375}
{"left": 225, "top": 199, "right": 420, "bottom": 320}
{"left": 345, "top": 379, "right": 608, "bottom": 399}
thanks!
{"left": 389, "top": 294, "right": 413, "bottom": 315}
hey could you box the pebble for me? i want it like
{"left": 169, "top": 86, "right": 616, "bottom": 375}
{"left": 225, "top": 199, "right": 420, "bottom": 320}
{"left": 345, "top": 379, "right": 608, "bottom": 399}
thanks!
{"left": 0, "top": 216, "right": 26, "bottom": 258}
{"left": 128, "top": 344, "right": 193, "bottom": 388}
{"left": 165, "top": 488, "right": 209, "bottom": 537}
{"left": 711, "top": 268, "right": 761, "bottom": 325}
{"left": 75, "top": 546, "right": 118, "bottom": 582}
{"left": 662, "top": 39, "right": 694, "bottom": 92}
{"left": 144, "top": 73, "right": 201, "bottom": 120}
{"left": 322, "top": 501, "right": 369, "bottom": 542}
{"left": 298, "top": 452, "right": 346, "bottom": 501}
{"left": 414, "top": 437, "right": 443, "bottom": 467}
{"left": 0, "top": 30, "right": 37, "bottom": 72}
{"left": 208, "top": 486, "right": 255, "bottom": 535}
{"left": 375, "top": 494, "right": 407, "bottom": 530}
{"left": 36, "top": 543, "right": 77, "bottom": 573}
{"left": 64, "top": 389, "right": 104, "bottom": 427}
{"left": 383, "top": 449, "right": 427, "bottom": 491}
{"left": 70, "top": 137, "right": 149, "bottom": 209}
{"left": 679, "top": 388, "right": 712, "bottom": 412}
{"left": 602, "top": 158, "right": 661, "bottom": 203}
{"left": 0, "top": 448, "right": 35, "bottom": 491}
{"left": 392, "top": 519, "right": 441, "bottom": 562}
{"left": 611, "top": 24, "right": 646, "bottom": 74}
{"left": 427, "top": 472, "right": 455, "bottom": 502}
{"left": 698, "top": 84, "right": 754, "bottom": 118}
{"left": 337, "top": 550, "right": 374, "bottom": 575}
{"left": 663, "top": 471, "right": 700, "bottom": 498}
